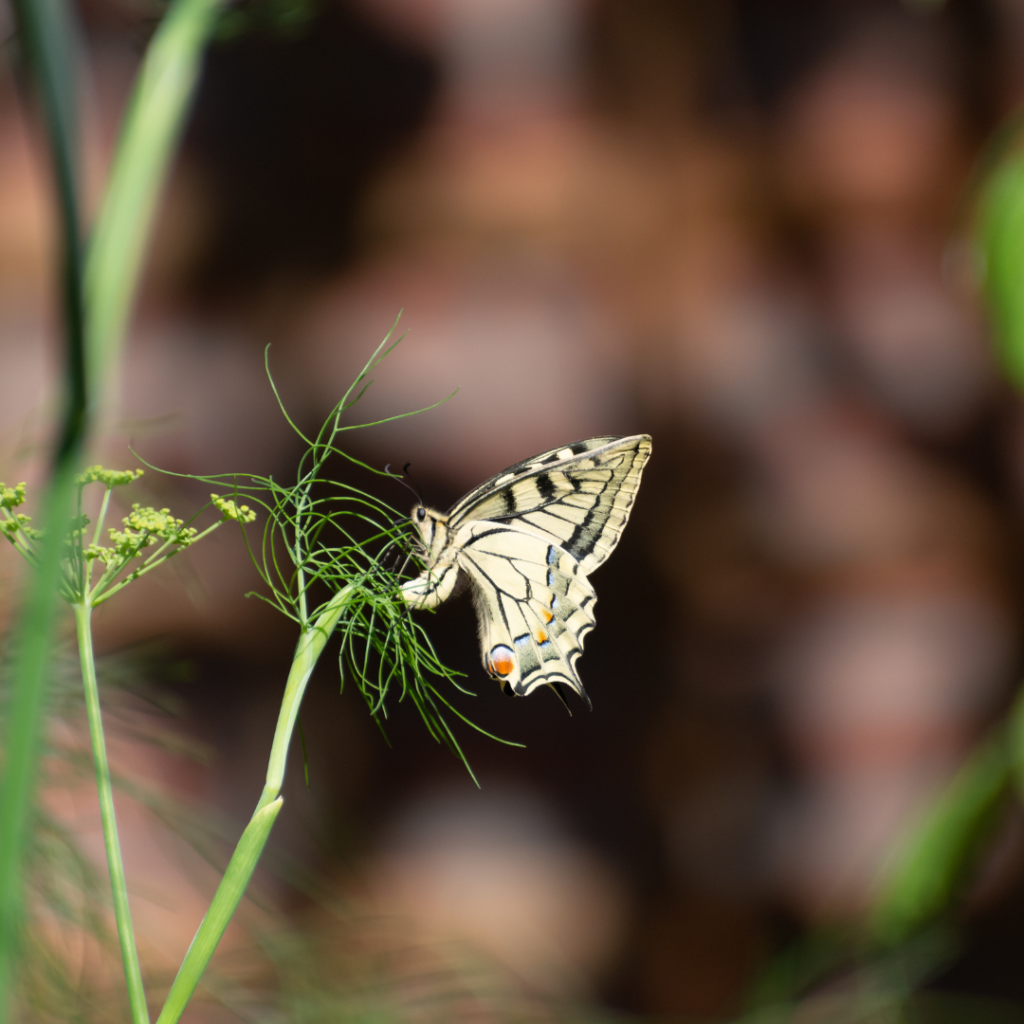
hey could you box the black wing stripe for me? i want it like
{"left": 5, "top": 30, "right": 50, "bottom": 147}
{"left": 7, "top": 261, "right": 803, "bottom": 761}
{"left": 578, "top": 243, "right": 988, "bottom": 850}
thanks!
{"left": 446, "top": 436, "right": 623, "bottom": 518}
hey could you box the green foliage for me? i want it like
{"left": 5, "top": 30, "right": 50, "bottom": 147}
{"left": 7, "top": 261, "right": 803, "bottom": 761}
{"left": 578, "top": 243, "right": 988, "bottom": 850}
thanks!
{"left": 216, "top": 0, "right": 319, "bottom": 40}
{"left": 1, "top": 468, "right": 241, "bottom": 608}
{"left": 1, "top": 0, "right": 228, "bottom": 1009}
{"left": 979, "top": 146, "right": 1024, "bottom": 389}
{"left": 743, "top": 927, "right": 959, "bottom": 1024}
{"left": 2, "top": 0, "right": 505, "bottom": 1012}
{"left": 154, "top": 331, "right": 513, "bottom": 774}
{"left": 870, "top": 732, "right": 1013, "bottom": 946}
{"left": 3, "top": 333, "right": 496, "bottom": 1020}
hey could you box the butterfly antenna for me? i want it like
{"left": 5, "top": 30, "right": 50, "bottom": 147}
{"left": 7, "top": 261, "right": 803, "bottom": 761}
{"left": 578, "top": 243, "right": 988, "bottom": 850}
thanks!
{"left": 402, "top": 462, "right": 426, "bottom": 508}
{"left": 385, "top": 462, "right": 425, "bottom": 508}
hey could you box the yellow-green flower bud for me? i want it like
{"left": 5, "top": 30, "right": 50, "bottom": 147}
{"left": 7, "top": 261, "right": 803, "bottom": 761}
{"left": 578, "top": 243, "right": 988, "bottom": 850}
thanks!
{"left": 211, "top": 494, "right": 257, "bottom": 523}
{"left": 76, "top": 466, "right": 144, "bottom": 487}
{"left": 85, "top": 543, "right": 117, "bottom": 564}
{"left": 0, "top": 482, "right": 26, "bottom": 509}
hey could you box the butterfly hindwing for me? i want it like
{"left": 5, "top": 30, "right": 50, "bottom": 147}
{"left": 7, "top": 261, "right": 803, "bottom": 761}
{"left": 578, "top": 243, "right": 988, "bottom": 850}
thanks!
{"left": 454, "top": 522, "right": 596, "bottom": 706}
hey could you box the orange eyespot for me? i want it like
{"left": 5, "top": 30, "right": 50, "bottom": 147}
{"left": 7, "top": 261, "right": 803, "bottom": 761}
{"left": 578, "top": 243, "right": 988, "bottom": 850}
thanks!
{"left": 535, "top": 629, "right": 548, "bottom": 644}
{"left": 488, "top": 645, "right": 515, "bottom": 678}
{"left": 541, "top": 609, "right": 553, "bottom": 623}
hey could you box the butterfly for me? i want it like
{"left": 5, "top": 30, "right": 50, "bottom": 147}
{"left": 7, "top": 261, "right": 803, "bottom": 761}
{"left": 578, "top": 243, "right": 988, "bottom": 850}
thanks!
{"left": 401, "top": 435, "right": 652, "bottom": 709}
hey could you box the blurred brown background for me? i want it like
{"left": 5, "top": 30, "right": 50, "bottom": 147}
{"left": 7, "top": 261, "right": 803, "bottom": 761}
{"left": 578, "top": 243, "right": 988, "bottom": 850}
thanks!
{"left": 5, "top": 0, "right": 1024, "bottom": 1019}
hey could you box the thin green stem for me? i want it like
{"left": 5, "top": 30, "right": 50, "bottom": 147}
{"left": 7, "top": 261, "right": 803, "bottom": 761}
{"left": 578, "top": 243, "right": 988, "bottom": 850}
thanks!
{"left": 88, "top": 529, "right": 158, "bottom": 601}
{"left": 293, "top": 486, "right": 309, "bottom": 626}
{"left": 139, "top": 519, "right": 221, "bottom": 569}
{"left": 92, "top": 523, "right": 223, "bottom": 606}
{"left": 73, "top": 602, "right": 149, "bottom": 1024}
{"left": 256, "top": 586, "right": 354, "bottom": 811}
{"left": 92, "top": 486, "right": 113, "bottom": 545}
{"left": 0, "top": 516, "right": 36, "bottom": 561}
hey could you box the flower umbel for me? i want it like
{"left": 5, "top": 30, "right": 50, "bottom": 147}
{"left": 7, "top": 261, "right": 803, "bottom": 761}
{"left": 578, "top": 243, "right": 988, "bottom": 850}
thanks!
{"left": 1, "top": 468, "right": 253, "bottom": 606}
{"left": 76, "top": 465, "right": 144, "bottom": 488}
{"left": 107, "top": 504, "right": 198, "bottom": 555}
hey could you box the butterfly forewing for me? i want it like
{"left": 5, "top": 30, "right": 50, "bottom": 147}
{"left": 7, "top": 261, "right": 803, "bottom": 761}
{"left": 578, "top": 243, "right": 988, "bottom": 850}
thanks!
{"left": 446, "top": 436, "right": 622, "bottom": 521}
{"left": 450, "top": 435, "right": 651, "bottom": 575}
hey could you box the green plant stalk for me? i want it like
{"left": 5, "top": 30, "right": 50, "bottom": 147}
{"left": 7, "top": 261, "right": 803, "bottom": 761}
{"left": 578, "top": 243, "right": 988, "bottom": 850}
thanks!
{"left": 979, "top": 152, "right": 1024, "bottom": 390}
{"left": 11, "top": 0, "right": 87, "bottom": 457}
{"left": 85, "top": 0, "right": 227, "bottom": 398}
{"left": 0, "top": 0, "right": 88, "bottom": 1012}
{"left": 256, "top": 586, "right": 355, "bottom": 812}
{"left": 73, "top": 602, "right": 149, "bottom": 1024}
{"left": 155, "top": 587, "right": 353, "bottom": 1023}
{"left": 0, "top": 466, "right": 80, "bottom": 1020}
{"left": 154, "top": 798, "right": 283, "bottom": 1024}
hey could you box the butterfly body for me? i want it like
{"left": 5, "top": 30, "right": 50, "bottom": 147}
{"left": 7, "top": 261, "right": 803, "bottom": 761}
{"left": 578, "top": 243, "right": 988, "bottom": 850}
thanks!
{"left": 402, "top": 434, "right": 652, "bottom": 708}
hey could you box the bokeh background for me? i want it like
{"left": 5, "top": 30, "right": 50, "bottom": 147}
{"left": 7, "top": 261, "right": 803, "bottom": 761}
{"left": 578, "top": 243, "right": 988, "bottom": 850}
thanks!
{"left": 6, "top": 0, "right": 1024, "bottom": 1019}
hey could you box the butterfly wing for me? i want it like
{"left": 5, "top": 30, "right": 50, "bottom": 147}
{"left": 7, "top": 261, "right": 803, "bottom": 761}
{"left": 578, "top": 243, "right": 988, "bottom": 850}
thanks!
{"left": 449, "top": 434, "right": 652, "bottom": 575}
{"left": 454, "top": 522, "right": 597, "bottom": 707}
{"left": 446, "top": 436, "right": 622, "bottom": 517}
{"left": 402, "top": 434, "right": 651, "bottom": 705}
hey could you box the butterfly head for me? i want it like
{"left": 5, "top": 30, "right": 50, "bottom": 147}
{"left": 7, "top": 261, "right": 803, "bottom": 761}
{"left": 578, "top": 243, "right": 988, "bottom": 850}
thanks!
{"left": 410, "top": 504, "right": 450, "bottom": 561}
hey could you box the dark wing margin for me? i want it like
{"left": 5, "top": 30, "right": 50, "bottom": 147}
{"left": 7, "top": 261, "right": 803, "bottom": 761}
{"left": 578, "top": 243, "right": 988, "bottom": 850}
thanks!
{"left": 446, "top": 436, "right": 622, "bottom": 520}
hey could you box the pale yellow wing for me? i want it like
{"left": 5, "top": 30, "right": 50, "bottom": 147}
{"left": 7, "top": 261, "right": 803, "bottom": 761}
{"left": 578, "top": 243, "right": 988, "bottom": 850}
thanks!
{"left": 453, "top": 522, "right": 597, "bottom": 708}
{"left": 449, "top": 434, "right": 651, "bottom": 576}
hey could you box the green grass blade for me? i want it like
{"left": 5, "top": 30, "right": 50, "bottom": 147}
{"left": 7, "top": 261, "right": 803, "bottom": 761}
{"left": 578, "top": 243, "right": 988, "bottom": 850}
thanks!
{"left": 11, "top": 0, "right": 87, "bottom": 455}
{"left": 869, "top": 730, "right": 1012, "bottom": 945}
{"left": 0, "top": 0, "right": 88, "bottom": 1012}
{"left": 979, "top": 148, "right": 1024, "bottom": 390}
{"left": 85, "top": 0, "right": 227, "bottom": 394}
{"left": 0, "top": 465, "right": 81, "bottom": 1021}
{"left": 154, "top": 797, "right": 283, "bottom": 1024}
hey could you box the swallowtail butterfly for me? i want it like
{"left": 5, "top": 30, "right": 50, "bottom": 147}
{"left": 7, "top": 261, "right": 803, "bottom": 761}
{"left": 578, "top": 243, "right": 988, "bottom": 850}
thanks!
{"left": 401, "top": 435, "right": 652, "bottom": 709}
